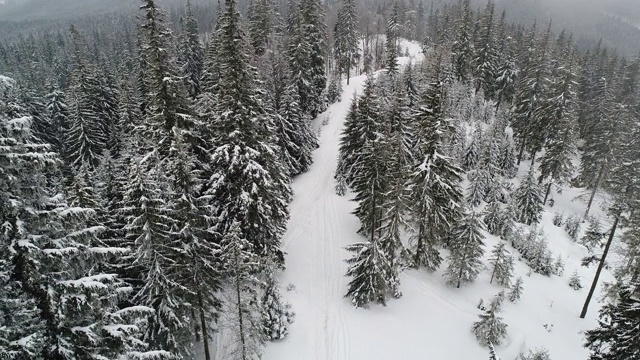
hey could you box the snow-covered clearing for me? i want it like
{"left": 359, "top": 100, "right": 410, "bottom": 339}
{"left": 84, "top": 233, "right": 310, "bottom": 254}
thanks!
{"left": 214, "top": 39, "right": 611, "bottom": 360}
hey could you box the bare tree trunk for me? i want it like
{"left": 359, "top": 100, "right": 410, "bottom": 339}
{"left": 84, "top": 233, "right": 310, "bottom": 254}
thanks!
{"left": 580, "top": 215, "right": 619, "bottom": 319}
{"left": 517, "top": 137, "right": 526, "bottom": 165}
{"left": 234, "top": 255, "right": 247, "bottom": 360}
{"left": 585, "top": 165, "right": 605, "bottom": 218}
{"left": 543, "top": 182, "right": 552, "bottom": 205}
{"left": 198, "top": 291, "right": 211, "bottom": 360}
{"left": 347, "top": 65, "right": 350, "bottom": 85}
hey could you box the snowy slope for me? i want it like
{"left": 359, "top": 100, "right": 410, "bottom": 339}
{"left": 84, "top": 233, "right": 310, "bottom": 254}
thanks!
{"left": 258, "top": 40, "right": 613, "bottom": 360}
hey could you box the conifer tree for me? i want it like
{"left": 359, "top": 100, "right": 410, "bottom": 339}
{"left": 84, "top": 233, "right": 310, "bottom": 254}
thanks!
{"left": 489, "top": 242, "right": 514, "bottom": 287}
{"left": 204, "top": 0, "right": 291, "bottom": 263}
{"left": 44, "top": 84, "right": 69, "bottom": 154}
{"left": 123, "top": 156, "right": 191, "bottom": 358}
{"left": 179, "top": 0, "right": 204, "bottom": 99}
{"left": 260, "top": 265, "right": 295, "bottom": 341}
{"left": 333, "top": 0, "right": 359, "bottom": 83}
{"left": 248, "top": 0, "right": 274, "bottom": 57}
{"left": 384, "top": 3, "right": 400, "bottom": 76}
{"left": 344, "top": 239, "right": 392, "bottom": 308}
{"left": 410, "top": 80, "right": 463, "bottom": 271}
{"left": 509, "top": 277, "right": 524, "bottom": 302}
{"left": 139, "top": 0, "right": 194, "bottom": 155}
{"left": 585, "top": 282, "right": 640, "bottom": 359}
{"left": 65, "top": 25, "right": 105, "bottom": 169}
{"left": 445, "top": 210, "right": 486, "bottom": 288}
{"left": 473, "top": 291, "right": 508, "bottom": 347}
{"left": 219, "top": 221, "right": 266, "bottom": 360}
{"left": 274, "top": 81, "right": 317, "bottom": 177}
{"left": 473, "top": 0, "right": 497, "bottom": 97}
{"left": 581, "top": 218, "right": 604, "bottom": 251}
{"left": 167, "top": 129, "right": 222, "bottom": 359}
{"left": 451, "top": 0, "right": 473, "bottom": 82}
{"left": 513, "top": 170, "right": 544, "bottom": 225}
{"left": 569, "top": 270, "right": 583, "bottom": 290}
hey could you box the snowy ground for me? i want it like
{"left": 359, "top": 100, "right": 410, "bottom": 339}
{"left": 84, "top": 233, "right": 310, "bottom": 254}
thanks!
{"left": 212, "top": 40, "right": 614, "bottom": 360}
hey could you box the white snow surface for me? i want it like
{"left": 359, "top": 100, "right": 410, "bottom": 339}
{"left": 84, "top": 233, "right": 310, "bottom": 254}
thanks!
{"left": 208, "top": 40, "right": 613, "bottom": 360}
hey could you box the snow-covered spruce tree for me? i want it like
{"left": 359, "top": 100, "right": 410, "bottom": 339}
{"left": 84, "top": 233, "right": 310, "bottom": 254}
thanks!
{"left": 513, "top": 169, "right": 544, "bottom": 225}
{"left": 569, "top": 270, "right": 582, "bottom": 290}
{"left": 44, "top": 83, "right": 69, "bottom": 155}
{"left": 499, "top": 134, "right": 517, "bottom": 178}
{"left": 167, "top": 129, "right": 222, "bottom": 359}
{"left": 65, "top": 25, "right": 106, "bottom": 169}
{"left": 288, "top": 0, "right": 326, "bottom": 117}
{"left": 585, "top": 282, "right": 640, "bottom": 359}
{"left": 445, "top": 209, "right": 486, "bottom": 288}
{"left": 139, "top": 0, "right": 194, "bottom": 155}
{"left": 327, "top": 74, "right": 342, "bottom": 104}
{"left": 349, "top": 80, "right": 386, "bottom": 238}
{"left": 248, "top": 0, "right": 274, "bottom": 57}
{"left": 451, "top": 0, "right": 473, "bottom": 82}
{"left": 336, "top": 94, "right": 361, "bottom": 186}
{"left": 473, "top": 0, "right": 497, "bottom": 97}
{"left": 344, "top": 238, "right": 393, "bottom": 308}
{"left": 122, "top": 155, "right": 192, "bottom": 358}
{"left": 472, "top": 291, "right": 508, "bottom": 347}
{"left": 489, "top": 242, "right": 514, "bottom": 287}
{"left": 511, "top": 23, "right": 551, "bottom": 164}
{"left": 0, "top": 79, "right": 152, "bottom": 359}
{"left": 467, "top": 169, "right": 489, "bottom": 208}
{"left": 536, "top": 59, "right": 577, "bottom": 205}
{"left": 410, "top": 80, "right": 464, "bottom": 271}
{"left": 509, "top": 277, "right": 524, "bottom": 302}
{"left": 260, "top": 262, "right": 295, "bottom": 341}
{"left": 384, "top": 3, "right": 400, "bottom": 76}
{"left": 219, "top": 221, "right": 266, "bottom": 360}
{"left": 581, "top": 218, "right": 604, "bottom": 251}
{"left": 178, "top": 0, "right": 204, "bottom": 99}
{"left": 461, "top": 124, "right": 481, "bottom": 171}
{"left": 204, "top": 0, "right": 291, "bottom": 264}
{"left": 333, "top": 0, "right": 359, "bottom": 83}
{"left": 273, "top": 70, "right": 317, "bottom": 177}
{"left": 484, "top": 201, "right": 506, "bottom": 237}
{"left": 372, "top": 86, "right": 414, "bottom": 297}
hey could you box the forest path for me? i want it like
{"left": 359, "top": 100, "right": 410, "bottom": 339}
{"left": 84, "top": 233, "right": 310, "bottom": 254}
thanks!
{"left": 263, "top": 42, "right": 424, "bottom": 360}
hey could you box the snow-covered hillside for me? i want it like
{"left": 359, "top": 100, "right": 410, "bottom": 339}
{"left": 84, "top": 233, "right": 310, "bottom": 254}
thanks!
{"left": 258, "top": 40, "right": 613, "bottom": 360}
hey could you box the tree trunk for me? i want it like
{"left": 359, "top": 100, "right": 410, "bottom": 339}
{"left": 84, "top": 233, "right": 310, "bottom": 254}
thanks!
{"left": 580, "top": 215, "right": 619, "bottom": 319}
{"left": 585, "top": 165, "right": 605, "bottom": 218}
{"left": 192, "top": 308, "right": 201, "bottom": 341}
{"left": 516, "top": 137, "right": 526, "bottom": 165}
{"left": 198, "top": 291, "right": 211, "bottom": 360}
{"left": 234, "top": 255, "right": 247, "bottom": 360}
{"left": 347, "top": 66, "right": 350, "bottom": 85}
{"left": 489, "top": 264, "right": 497, "bottom": 284}
{"left": 530, "top": 151, "right": 537, "bottom": 167}
{"left": 543, "top": 182, "right": 552, "bottom": 205}
{"left": 413, "top": 223, "right": 425, "bottom": 267}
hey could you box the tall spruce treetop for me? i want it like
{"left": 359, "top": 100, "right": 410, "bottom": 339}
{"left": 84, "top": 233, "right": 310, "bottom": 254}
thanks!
{"left": 205, "top": 0, "right": 291, "bottom": 263}
{"left": 139, "top": 0, "right": 194, "bottom": 154}
{"left": 451, "top": 0, "right": 473, "bottom": 82}
{"left": 333, "top": 0, "right": 359, "bottom": 83}
{"left": 299, "top": 0, "right": 327, "bottom": 117}
{"left": 178, "top": 0, "right": 204, "bottom": 99}
{"left": 385, "top": 3, "right": 400, "bottom": 76}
